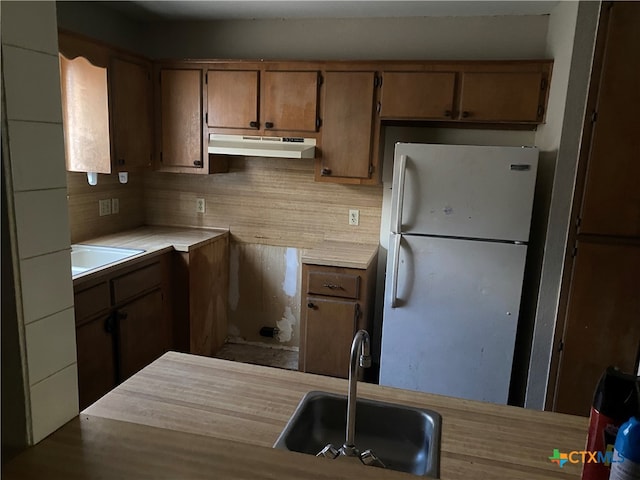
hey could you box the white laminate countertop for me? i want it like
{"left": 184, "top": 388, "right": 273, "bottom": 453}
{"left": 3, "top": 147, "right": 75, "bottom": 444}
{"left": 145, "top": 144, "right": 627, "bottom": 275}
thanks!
{"left": 72, "top": 226, "right": 228, "bottom": 284}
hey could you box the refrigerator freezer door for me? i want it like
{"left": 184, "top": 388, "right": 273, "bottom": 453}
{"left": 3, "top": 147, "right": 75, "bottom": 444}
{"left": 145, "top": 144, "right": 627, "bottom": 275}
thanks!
{"left": 391, "top": 143, "right": 538, "bottom": 242}
{"left": 380, "top": 234, "right": 528, "bottom": 404}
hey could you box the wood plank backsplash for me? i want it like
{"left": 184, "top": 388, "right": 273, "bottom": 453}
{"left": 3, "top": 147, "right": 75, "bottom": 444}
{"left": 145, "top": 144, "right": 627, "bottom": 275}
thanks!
{"left": 66, "top": 171, "right": 145, "bottom": 244}
{"left": 144, "top": 157, "right": 383, "bottom": 248}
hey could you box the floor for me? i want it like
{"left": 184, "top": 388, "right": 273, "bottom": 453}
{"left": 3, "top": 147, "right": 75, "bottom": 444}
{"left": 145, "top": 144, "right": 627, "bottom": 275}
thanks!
{"left": 215, "top": 343, "right": 299, "bottom": 371}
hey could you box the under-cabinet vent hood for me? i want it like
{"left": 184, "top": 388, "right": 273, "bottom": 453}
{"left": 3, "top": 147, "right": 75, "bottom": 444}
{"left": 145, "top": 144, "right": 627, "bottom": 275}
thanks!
{"left": 208, "top": 134, "right": 316, "bottom": 159}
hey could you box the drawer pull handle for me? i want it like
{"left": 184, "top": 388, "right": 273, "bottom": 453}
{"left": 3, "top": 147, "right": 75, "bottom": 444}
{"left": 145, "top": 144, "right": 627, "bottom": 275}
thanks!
{"left": 323, "top": 283, "right": 342, "bottom": 290}
{"left": 307, "top": 302, "right": 315, "bottom": 309}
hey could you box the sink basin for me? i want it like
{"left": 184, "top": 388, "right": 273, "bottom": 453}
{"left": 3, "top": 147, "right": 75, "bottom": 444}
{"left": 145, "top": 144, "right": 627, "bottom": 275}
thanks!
{"left": 71, "top": 244, "right": 145, "bottom": 277}
{"left": 273, "top": 391, "right": 442, "bottom": 478}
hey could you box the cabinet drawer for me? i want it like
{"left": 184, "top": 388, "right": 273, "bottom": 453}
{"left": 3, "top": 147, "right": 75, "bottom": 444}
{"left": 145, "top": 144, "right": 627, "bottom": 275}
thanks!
{"left": 112, "top": 261, "right": 162, "bottom": 304}
{"left": 307, "top": 270, "right": 360, "bottom": 299}
{"left": 74, "top": 282, "right": 110, "bottom": 324}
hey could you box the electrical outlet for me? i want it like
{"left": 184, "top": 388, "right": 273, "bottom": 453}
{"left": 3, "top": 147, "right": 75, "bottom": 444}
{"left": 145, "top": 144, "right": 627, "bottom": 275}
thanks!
{"left": 111, "top": 198, "right": 120, "bottom": 214}
{"left": 99, "top": 199, "right": 111, "bottom": 216}
{"left": 349, "top": 209, "right": 360, "bottom": 226}
{"left": 196, "top": 198, "right": 206, "bottom": 214}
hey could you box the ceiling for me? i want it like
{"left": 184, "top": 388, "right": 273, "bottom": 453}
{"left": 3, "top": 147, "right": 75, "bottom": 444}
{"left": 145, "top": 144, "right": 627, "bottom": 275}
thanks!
{"left": 101, "top": 1, "right": 559, "bottom": 22}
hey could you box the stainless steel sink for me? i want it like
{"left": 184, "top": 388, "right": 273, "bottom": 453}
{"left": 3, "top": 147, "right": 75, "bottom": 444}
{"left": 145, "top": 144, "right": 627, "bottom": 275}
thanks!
{"left": 274, "top": 391, "right": 442, "bottom": 478}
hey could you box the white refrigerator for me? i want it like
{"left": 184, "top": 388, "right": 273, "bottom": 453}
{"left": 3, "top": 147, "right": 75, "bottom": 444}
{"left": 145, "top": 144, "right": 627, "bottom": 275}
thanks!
{"left": 379, "top": 143, "right": 538, "bottom": 404}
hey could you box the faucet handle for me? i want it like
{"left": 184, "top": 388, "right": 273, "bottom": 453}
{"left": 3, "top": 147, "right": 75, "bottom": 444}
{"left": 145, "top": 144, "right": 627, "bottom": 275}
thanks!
{"left": 360, "top": 449, "right": 386, "bottom": 468}
{"left": 316, "top": 444, "right": 340, "bottom": 459}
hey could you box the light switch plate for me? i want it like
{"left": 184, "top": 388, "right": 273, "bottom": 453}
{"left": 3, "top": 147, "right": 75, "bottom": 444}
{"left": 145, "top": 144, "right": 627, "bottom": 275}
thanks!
{"left": 111, "top": 198, "right": 119, "bottom": 214}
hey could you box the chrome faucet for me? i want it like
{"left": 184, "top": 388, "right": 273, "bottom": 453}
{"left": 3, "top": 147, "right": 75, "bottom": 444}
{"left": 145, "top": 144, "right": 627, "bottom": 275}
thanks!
{"left": 316, "top": 330, "right": 385, "bottom": 469}
{"left": 343, "top": 329, "right": 371, "bottom": 456}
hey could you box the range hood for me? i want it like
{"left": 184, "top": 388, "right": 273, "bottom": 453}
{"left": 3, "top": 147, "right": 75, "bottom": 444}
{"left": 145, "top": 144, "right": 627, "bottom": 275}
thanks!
{"left": 208, "top": 134, "right": 316, "bottom": 159}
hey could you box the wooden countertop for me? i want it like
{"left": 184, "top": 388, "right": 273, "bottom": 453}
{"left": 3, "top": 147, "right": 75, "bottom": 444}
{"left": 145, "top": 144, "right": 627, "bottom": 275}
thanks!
{"left": 4, "top": 352, "right": 587, "bottom": 479}
{"left": 302, "top": 240, "right": 379, "bottom": 269}
{"left": 72, "top": 226, "right": 228, "bottom": 284}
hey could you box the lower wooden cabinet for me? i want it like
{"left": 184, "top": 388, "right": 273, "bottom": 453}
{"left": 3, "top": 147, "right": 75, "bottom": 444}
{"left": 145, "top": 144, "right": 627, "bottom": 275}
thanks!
{"left": 75, "top": 314, "right": 117, "bottom": 410}
{"left": 299, "top": 261, "right": 377, "bottom": 379}
{"left": 74, "top": 254, "right": 171, "bottom": 410}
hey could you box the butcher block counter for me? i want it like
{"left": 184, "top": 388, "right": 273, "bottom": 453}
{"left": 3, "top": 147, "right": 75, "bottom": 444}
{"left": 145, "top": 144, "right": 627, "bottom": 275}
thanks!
{"left": 3, "top": 352, "right": 587, "bottom": 479}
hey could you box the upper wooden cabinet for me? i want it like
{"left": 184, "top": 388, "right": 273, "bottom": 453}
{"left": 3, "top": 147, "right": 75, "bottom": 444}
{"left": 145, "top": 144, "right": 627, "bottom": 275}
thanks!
{"left": 158, "top": 68, "right": 205, "bottom": 171}
{"left": 206, "top": 69, "right": 259, "bottom": 130}
{"left": 379, "top": 72, "right": 456, "bottom": 120}
{"left": 59, "top": 54, "right": 111, "bottom": 174}
{"left": 262, "top": 71, "right": 320, "bottom": 133}
{"left": 379, "top": 64, "right": 551, "bottom": 125}
{"left": 59, "top": 32, "right": 154, "bottom": 175}
{"left": 459, "top": 72, "right": 544, "bottom": 123}
{"left": 111, "top": 58, "right": 153, "bottom": 171}
{"left": 319, "top": 71, "right": 377, "bottom": 180}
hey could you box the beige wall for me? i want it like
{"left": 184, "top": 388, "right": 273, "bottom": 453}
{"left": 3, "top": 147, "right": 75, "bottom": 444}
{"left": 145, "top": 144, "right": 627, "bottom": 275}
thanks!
{"left": 67, "top": 171, "right": 145, "bottom": 244}
{"left": 2, "top": 1, "right": 79, "bottom": 444}
{"left": 143, "top": 15, "right": 549, "bottom": 60}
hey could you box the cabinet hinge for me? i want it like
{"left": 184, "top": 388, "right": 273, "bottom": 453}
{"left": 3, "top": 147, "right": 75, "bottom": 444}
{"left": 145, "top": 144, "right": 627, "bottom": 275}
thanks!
{"left": 591, "top": 111, "right": 598, "bottom": 123}
{"left": 368, "top": 164, "right": 374, "bottom": 175}
{"left": 541, "top": 77, "right": 547, "bottom": 90}
{"left": 537, "top": 105, "right": 544, "bottom": 118}
{"left": 354, "top": 303, "right": 361, "bottom": 321}
{"left": 374, "top": 75, "right": 383, "bottom": 88}
{"left": 316, "top": 117, "right": 322, "bottom": 129}
{"left": 318, "top": 74, "right": 323, "bottom": 86}
{"left": 558, "top": 340, "right": 564, "bottom": 352}
{"left": 571, "top": 244, "right": 578, "bottom": 257}
{"left": 575, "top": 216, "right": 582, "bottom": 228}
{"left": 376, "top": 101, "right": 381, "bottom": 114}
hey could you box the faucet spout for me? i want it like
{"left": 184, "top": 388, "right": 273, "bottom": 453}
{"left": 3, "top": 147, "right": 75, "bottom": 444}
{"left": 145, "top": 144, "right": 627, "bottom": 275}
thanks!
{"left": 344, "top": 329, "right": 371, "bottom": 454}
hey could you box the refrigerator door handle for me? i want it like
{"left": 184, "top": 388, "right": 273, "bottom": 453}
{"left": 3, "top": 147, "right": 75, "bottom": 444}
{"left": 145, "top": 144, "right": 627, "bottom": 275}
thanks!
{"left": 389, "top": 234, "right": 402, "bottom": 308}
{"left": 391, "top": 154, "right": 408, "bottom": 234}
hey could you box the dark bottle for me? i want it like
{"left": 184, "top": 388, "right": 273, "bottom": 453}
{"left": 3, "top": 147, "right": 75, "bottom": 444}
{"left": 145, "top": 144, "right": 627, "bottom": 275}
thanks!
{"left": 582, "top": 367, "right": 640, "bottom": 480}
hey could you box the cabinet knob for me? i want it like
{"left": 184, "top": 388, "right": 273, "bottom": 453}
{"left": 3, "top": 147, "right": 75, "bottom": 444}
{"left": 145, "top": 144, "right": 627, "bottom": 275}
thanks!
{"left": 193, "top": 160, "right": 203, "bottom": 167}
{"left": 321, "top": 168, "right": 332, "bottom": 176}
{"left": 118, "top": 158, "right": 126, "bottom": 166}
{"left": 307, "top": 302, "right": 315, "bottom": 309}
{"left": 462, "top": 111, "right": 470, "bottom": 118}
{"left": 249, "top": 121, "right": 259, "bottom": 128}
{"left": 265, "top": 122, "right": 274, "bottom": 129}
{"left": 444, "top": 110, "right": 452, "bottom": 117}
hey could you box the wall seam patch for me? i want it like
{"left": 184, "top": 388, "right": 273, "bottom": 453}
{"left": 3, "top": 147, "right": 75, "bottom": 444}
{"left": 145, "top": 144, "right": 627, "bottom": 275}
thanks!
{"left": 22, "top": 306, "right": 75, "bottom": 327}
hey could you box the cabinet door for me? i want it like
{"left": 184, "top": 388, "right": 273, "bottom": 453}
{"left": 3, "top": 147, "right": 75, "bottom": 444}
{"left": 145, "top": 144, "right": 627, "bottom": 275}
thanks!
{"left": 76, "top": 315, "right": 116, "bottom": 410}
{"left": 554, "top": 241, "right": 640, "bottom": 416}
{"left": 579, "top": 2, "right": 640, "bottom": 237}
{"left": 304, "top": 297, "right": 357, "bottom": 378}
{"left": 380, "top": 72, "right": 456, "bottom": 120}
{"left": 459, "top": 72, "right": 543, "bottom": 122}
{"left": 262, "top": 71, "right": 319, "bottom": 133}
{"left": 59, "top": 54, "right": 111, "bottom": 173}
{"left": 207, "top": 70, "right": 259, "bottom": 130}
{"left": 159, "top": 68, "right": 203, "bottom": 169}
{"left": 320, "top": 71, "right": 376, "bottom": 179}
{"left": 111, "top": 58, "right": 153, "bottom": 170}
{"left": 117, "top": 289, "right": 168, "bottom": 381}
